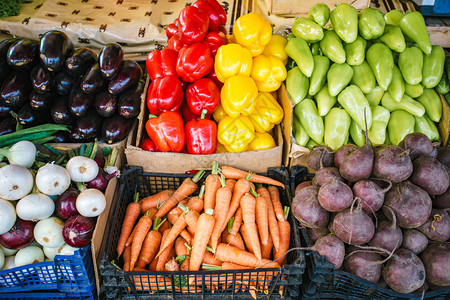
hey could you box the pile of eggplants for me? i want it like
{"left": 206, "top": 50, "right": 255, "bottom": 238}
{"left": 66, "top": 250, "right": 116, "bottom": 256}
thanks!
{"left": 0, "top": 30, "right": 143, "bottom": 144}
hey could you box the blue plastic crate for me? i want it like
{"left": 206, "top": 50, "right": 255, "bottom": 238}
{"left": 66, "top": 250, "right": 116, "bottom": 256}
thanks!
{"left": 0, "top": 245, "right": 96, "bottom": 294}
{"left": 0, "top": 290, "right": 95, "bottom": 300}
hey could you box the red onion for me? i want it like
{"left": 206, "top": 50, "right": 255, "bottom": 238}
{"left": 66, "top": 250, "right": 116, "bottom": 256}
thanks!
{"left": 86, "top": 168, "right": 118, "bottom": 191}
{"left": 55, "top": 188, "right": 80, "bottom": 220}
{"left": 62, "top": 215, "right": 95, "bottom": 248}
{"left": 0, "top": 218, "right": 35, "bottom": 250}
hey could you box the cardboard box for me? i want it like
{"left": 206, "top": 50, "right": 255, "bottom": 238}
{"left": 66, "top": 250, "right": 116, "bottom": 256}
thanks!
{"left": 125, "top": 77, "right": 283, "bottom": 174}
{"left": 264, "top": 0, "right": 370, "bottom": 16}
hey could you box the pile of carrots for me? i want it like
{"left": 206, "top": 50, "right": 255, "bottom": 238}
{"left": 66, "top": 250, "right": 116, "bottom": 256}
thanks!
{"left": 115, "top": 163, "right": 292, "bottom": 284}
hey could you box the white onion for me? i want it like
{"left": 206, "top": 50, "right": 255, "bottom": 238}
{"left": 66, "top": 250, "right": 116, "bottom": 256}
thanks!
{"left": 76, "top": 188, "right": 106, "bottom": 217}
{"left": 16, "top": 193, "right": 55, "bottom": 221}
{"left": 0, "top": 141, "right": 36, "bottom": 168}
{"left": 2, "top": 256, "right": 15, "bottom": 270}
{"left": 60, "top": 244, "right": 78, "bottom": 256}
{"left": 0, "top": 199, "right": 16, "bottom": 234}
{"left": 66, "top": 156, "right": 99, "bottom": 182}
{"left": 43, "top": 245, "right": 64, "bottom": 260}
{"left": 36, "top": 163, "right": 71, "bottom": 196}
{"left": 34, "top": 217, "right": 65, "bottom": 248}
{"left": 0, "top": 247, "right": 4, "bottom": 270}
{"left": 14, "top": 246, "right": 44, "bottom": 267}
{"left": 0, "top": 244, "right": 18, "bottom": 256}
{"left": 0, "top": 165, "right": 34, "bottom": 200}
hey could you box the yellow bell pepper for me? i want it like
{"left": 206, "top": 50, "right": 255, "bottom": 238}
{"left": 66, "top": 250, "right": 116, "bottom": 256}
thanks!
{"left": 248, "top": 92, "right": 284, "bottom": 133}
{"left": 234, "top": 13, "right": 272, "bottom": 57}
{"left": 216, "top": 142, "right": 228, "bottom": 153}
{"left": 212, "top": 103, "right": 227, "bottom": 123}
{"left": 248, "top": 132, "right": 276, "bottom": 151}
{"left": 263, "top": 34, "right": 288, "bottom": 64}
{"left": 215, "top": 43, "right": 253, "bottom": 83}
{"left": 218, "top": 115, "right": 255, "bottom": 152}
{"left": 221, "top": 75, "right": 258, "bottom": 118}
{"left": 250, "top": 54, "right": 287, "bottom": 92}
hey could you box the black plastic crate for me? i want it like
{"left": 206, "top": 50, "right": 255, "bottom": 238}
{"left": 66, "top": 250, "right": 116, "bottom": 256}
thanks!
{"left": 100, "top": 165, "right": 305, "bottom": 299}
{"left": 290, "top": 165, "right": 450, "bottom": 300}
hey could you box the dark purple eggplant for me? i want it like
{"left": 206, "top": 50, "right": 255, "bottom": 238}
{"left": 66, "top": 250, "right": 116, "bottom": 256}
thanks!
{"left": 29, "top": 91, "right": 57, "bottom": 111}
{"left": 0, "top": 102, "right": 10, "bottom": 118}
{"left": 18, "top": 104, "right": 50, "bottom": 128}
{"left": 39, "top": 30, "right": 73, "bottom": 72}
{"left": 98, "top": 43, "right": 123, "bottom": 79}
{"left": 94, "top": 90, "right": 117, "bottom": 117}
{"left": 118, "top": 80, "right": 143, "bottom": 118}
{"left": 81, "top": 63, "right": 106, "bottom": 94}
{"left": 65, "top": 48, "right": 97, "bottom": 77}
{"left": 102, "top": 113, "right": 134, "bottom": 144}
{"left": 53, "top": 130, "right": 71, "bottom": 143}
{"left": 51, "top": 96, "right": 74, "bottom": 124}
{"left": 53, "top": 70, "right": 77, "bottom": 95}
{"left": 108, "top": 60, "right": 142, "bottom": 95}
{"left": 0, "top": 115, "right": 16, "bottom": 136}
{"left": 72, "top": 109, "right": 103, "bottom": 141}
{"left": 0, "top": 72, "right": 32, "bottom": 107}
{"left": 30, "top": 65, "right": 53, "bottom": 93}
{"left": 69, "top": 84, "right": 94, "bottom": 117}
{"left": 7, "top": 39, "right": 39, "bottom": 71}
{"left": 0, "top": 38, "right": 18, "bottom": 82}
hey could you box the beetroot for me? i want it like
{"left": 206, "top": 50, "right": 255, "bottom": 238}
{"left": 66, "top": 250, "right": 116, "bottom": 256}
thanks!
{"left": 401, "top": 229, "right": 428, "bottom": 255}
{"left": 0, "top": 218, "right": 35, "bottom": 250}
{"left": 318, "top": 179, "right": 353, "bottom": 212}
{"left": 433, "top": 188, "right": 450, "bottom": 209}
{"left": 295, "top": 181, "right": 312, "bottom": 194}
{"left": 383, "top": 181, "right": 432, "bottom": 228}
{"left": 339, "top": 132, "right": 374, "bottom": 182}
{"left": 410, "top": 155, "right": 449, "bottom": 195}
{"left": 368, "top": 207, "right": 403, "bottom": 252}
{"left": 292, "top": 185, "right": 329, "bottom": 229}
{"left": 334, "top": 144, "right": 358, "bottom": 168}
{"left": 62, "top": 215, "right": 95, "bottom": 248}
{"left": 312, "top": 167, "right": 343, "bottom": 186}
{"left": 420, "top": 243, "right": 450, "bottom": 288}
{"left": 436, "top": 147, "right": 450, "bottom": 168}
{"left": 373, "top": 146, "right": 413, "bottom": 183}
{"left": 398, "top": 132, "right": 433, "bottom": 161}
{"left": 306, "top": 146, "right": 334, "bottom": 170}
{"left": 304, "top": 235, "right": 345, "bottom": 269}
{"left": 416, "top": 209, "right": 450, "bottom": 242}
{"left": 383, "top": 248, "right": 426, "bottom": 293}
{"left": 332, "top": 198, "right": 375, "bottom": 245}
{"left": 344, "top": 248, "right": 384, "bottom": 283}
{"left": 352, "top": 179, "right": 392, "bottom": 213}
{"left": 55, "top": 188, "right": 79, "bottom": 220}
{"left": 306, "top": 227, "right": 330, "bottom": 244}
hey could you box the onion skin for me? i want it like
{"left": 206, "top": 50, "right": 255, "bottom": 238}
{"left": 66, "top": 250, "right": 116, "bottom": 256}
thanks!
{"left": 55, "top": 188, "right": 80, "bottom": 220}
{"left": 62, "top": 215, "right": 95, "bottom": 248}
{"left": 0, "top": 218, "right": 35, "bottom": 250}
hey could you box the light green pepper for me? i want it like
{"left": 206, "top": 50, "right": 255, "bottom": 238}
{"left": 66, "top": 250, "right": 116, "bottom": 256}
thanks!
{"left": 327, "top": 63, "right": 354, "bottom": 97}
{"left": 320, "top": 30, "right": 346, "bottom": 64}
{"left": 379, "top": 25, "right": 406, "bottom": 53}
{"left": 308, "top": 3, "right": 330, "bottom": 27}
{"left": 417, "top": 88, "right": 443, "bottom": 122}
{"left": 388, "top": 110, "right": 415, "bottom": 146}
{"left": 324, "top": 107, "right": 351, "bottom": 150}
{"left": 316, "top": 85, "right": 337, "bottom": 117}
{"left": 366, "top": 43, "right": 394, "bottom": 91}
{"left": 286, "top": 66, "right": 309, "bottom": 105}
{"left": 368, "top": 106, "right": 390, "bottom": 145}
{"left": 285, "top": 37, "right": 314, "bottom": 77}
{"left": 292, "top": 17, "right": 324, "bottom": 43}
{"left": 293, "top": 115, "right": 310, "bottom": 146}
{"left": 398, "top": 46, "right": 423, "bottom": 85}
{"left": 345, "top": 37, "right": 366, "bottom": 66}
{"left": 350, "top": 120, "right": 365, "bottom": 147}
{"left": 387, "top": 65, "right": 405, "bottom": 103}
{"left": 294, "top": 98, "right": 324, "bottom": 144}
{"left": 306, "top": 138, "right": 318, "bottom": 149}
{"left": 381, "top": 93, "right": 425, "bottom": 117}
{"left": 309, "top": 55, "right": 330, "bottom": 96}
{"left": 384, "top": 10, "right": 404, "bottom": 26}
{"left": 422, "top": 45, "right": 446, "bottom": 89}
{"left": 414, "top": 114, "right": 440, "bottom": 142}
{"left": 365, "top": 86, "right": 385, "bottom": 106}
{"left": 351, "top": 61, "right": 376, "bottom": 94}
{"left": 385, "top": 129, "right": 392, "bottom": 145}
{"left": 358, "top": 8, "right": 386, "bottom": 40}
{"left": 310, "top": 42, "right": 321, "bottom": 56}
{"left": 399, "top": 11, "right": 432, "bottom": 55}
{"left": 405, "top": 83, "right": 424, "bottom": 98}
{"left": 330, "top": 3, "right": 358, "bottom": 43}
{"left": 337, "top": 85, "right": 373, "bottom": 131}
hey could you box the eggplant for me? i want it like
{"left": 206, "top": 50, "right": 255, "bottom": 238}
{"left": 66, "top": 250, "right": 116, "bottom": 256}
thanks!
{"left": 18, "top": 104, "right": 50, "bottom": 128}
{"left": 69, "top": 84, "right": 94, "bottom": 117}
{"left": 98, "top": 43, "right": 123, "bottom": 79}
{"left": 108, "top": 60, "right": 142, "bottom": 95}
{"left": 81, "top": 63, "right": 106, "bottom": 94}
{"left": 118, "top": 80, "right": 143, "bottom": 118}
{"left": 39, "top": 30, "right": 73, "bottom": 72}
{"left": 0, "top": 115, "right": 16, "bottom": 136}
{"left": 0, "top": 72, "right": 32, "bottom": 107}
{"left": 72, "top": 109, "right": 103, "bottom": 141}
{"left": 65, "top": 48, "right": 97, "bottom": 77}
{"left": 7, "top": 39, "right": 39, "bottom": 71}
{"left": 94, "top": 90, "right": 117, "bottom": 117}
{"left": 53, "top": 70, "right": 77, "bottom": 95}
{"left": 0, "top": 38, "right": 18, "bottom": 82}
{"left": 102, "top": 113, "right": 134, "bottom": 144}
{"left": 51, "top": 96, "right": 75, "bottom": 124}
{"left": 53, "top": 130, "right": 71, "bottom": 143}
{"left": 30, "top": 65, "right": 53, "bottom": 93}
{"left": 0, "top": 102, "right": 10, "bottom": 118}
{"left": 29, "top": 91, "right": 57, "bottom": 111}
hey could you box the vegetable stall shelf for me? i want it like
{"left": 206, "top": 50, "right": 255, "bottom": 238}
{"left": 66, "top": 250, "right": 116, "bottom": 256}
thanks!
{"left": 100, "top": 166, "right": 305, "bottom": 299}
{"left": 290, "top": 166, "right": 450, "bottom": 300}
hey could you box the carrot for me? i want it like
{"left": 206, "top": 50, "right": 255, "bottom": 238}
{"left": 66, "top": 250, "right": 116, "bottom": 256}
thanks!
{"left": 221, "top": 262, "right": 252, "bottom": 270}
{"left": 215, "top": 244, "right": 280, "bottom": 268}
{"left": 225, "top": 179, "right": 236, "bottom": 190}
{"left": 223, "top": 229, "right": 245, "bottom": 250}
{"left": 154, "top": 170, "right": 205, "bottom": 219}
{"left": 223, "top": 179, "right": 252, "bottom": 233}
{"left": 261, "top": 233, "right": 273, "bottom": 260}
{"left": 157, "top": 212, "right": 189, "bottom": 257}
{"left": 139, "top": 189, "right": 174, "bottom": 213}
{"left": 175, "top": 236, "right": 189, "bottom": 256}
{"left": 240, "top": 223, "right": 255, "bottom": 253}
{"left": 165, "top": 257, "right": 180, "bottom": 271}
{"left": 148, "top": 257, "right": 158, "bottom": 271}
{"left": 158, "top": 219, "right": 170, "bottom": 233}
{"left": 166, "top": 199, "right": 188, "bottom": 224}
{"left": 203, "top": 251, "right": 222, "bottom": 266}
{"left": 268, "top": 186, "right": 284, "bottom": 222}
{"left": 186, "top": 195, "right": 204, "bottom": 213}
{"left": 221, "top": 165, "right": 284, "bottom": 188}
{"left": 124, "top": 208, "right": 157, "bottom": 247}
{"left": 123, "top": 244, "right": 131, "bottom": 271}
{"left": 189, "top": 209, "right": 215, "bottom": 271}
{"left": 180, "top": 229, "right": 192, "bottom": 244}
{"left": 130, "top": 210, "right": 153, "bottom": 270}
{"left": 258, "top": 187, "right": 280, "bottom": 251}
{"left": 132, "top": 267, "right": 147, "bottom": 271}
{"left": 210, "top": 186, "right": 232, "bottom": 251}
{"left": 274, "top": 207, "right": 291, "bottom": 266}
{"left": 204, "top": 162, "right": 222, "bottom": 211}
{"left": 255, "top": 194, "right": 269, "bottom": 246}
{"left": 117, "top": 192, "right": 140, "bottom": 257}
{"left": 180, "top": 256, "right": 190, "bottom": 271}
{"left": 156, "top": 229, "right": 176, "bottom": 271}
{"left": 240, "top": 193, "right": 261, "bottom": 261}
{"left": 183, "top": 208, "right": 200, "bottom": 233}
{"left": 230, "top": 207, "right": 243, "bottom": 236}
{"left": 135, "top": 217, "right": 165, "bottom": 269}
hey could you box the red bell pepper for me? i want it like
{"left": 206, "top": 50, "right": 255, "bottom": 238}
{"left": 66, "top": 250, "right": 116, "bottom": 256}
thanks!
{"left": 145, "top": 111, "right": 185, "bottom": 152}
{"left": 206, "top": 68, "right": 223, "bottom": 89}
{"left": 193, "top": 0, "right": 227, "bottom": 31}
{"left": 147, "top": 75, "right": 183, "bottom": 115}
{"left": 146, "top": 48, "right": 177, "bottom": 81}
{"left": 167, "top": 34, "right": 185, "bottom": 52}
{"left": 185, "top": 111, "right": 217, "bottom": 154}
{"left": 176, "top": 42, "right": 214, "bottom": 82}
{"left": 140, "top": 137, "right": 160, "bottom": 152}
{"left": 204, "top": 30, "right": 228, "bottom": 56}
{"left": 181, "top": 101, "right": 211, "bottom": 123}
{"left": 177, "top": 6, "right": 209, "bottom": 45}
{"left": 186, "top": 78, "right": 220, "bottom": 115}
{"left": 166, "top": 21, "right": 179, "bottom": 39}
